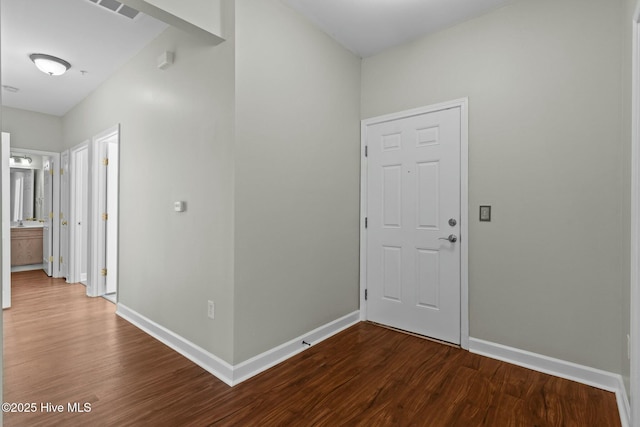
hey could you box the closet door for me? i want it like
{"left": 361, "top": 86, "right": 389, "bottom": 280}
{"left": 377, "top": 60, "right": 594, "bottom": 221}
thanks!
{"left": 42, "top": 158, "right": 53, "bottom": 277}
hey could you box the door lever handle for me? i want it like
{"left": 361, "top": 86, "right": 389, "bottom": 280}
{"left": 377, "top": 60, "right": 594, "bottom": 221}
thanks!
{"left": 439, "top": 234, "right": 457, "bottom": 243}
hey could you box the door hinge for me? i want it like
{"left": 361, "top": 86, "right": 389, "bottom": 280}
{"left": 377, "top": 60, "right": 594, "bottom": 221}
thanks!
{"left": 102, "top": 158, "right": 109, "bottom": 166}
{"left": 49, "top": 168, "right": 54, "bottom": 176}
{"left": 365, "top": 146, "right": 368, "bottom": 157}
{"left": 60, "top": 168, "right": 64, "bottom": 175}
{"left": 49, "top": 256, "right": 54, "bottom": 263}
{"left": 60, "top": 256, "right": 64, "bottom": 264}
{"left": 100, "top": 268, "right": 108, "bottom": 277}
{"left": 102, "top": 213, "right": 109, "bottom": 221}
{"left": 365, "top": 217, "right": 368, "bottom": 228}
{"left": 49, "top": 212, "right": 54, "bottom": 219}
{"left": 365, "top": 289, "right": 368, "bottom": 300}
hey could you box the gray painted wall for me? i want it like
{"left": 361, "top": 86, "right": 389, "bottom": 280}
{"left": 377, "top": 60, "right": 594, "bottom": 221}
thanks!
{"left": 62, "top": 9, "right": 237, "bottom": 363}
{"left": 233, "top": 0, "right": 361, "bottom": 363}
{"left": 60, "top": 0, "right": 361, "bottom": 366}
{"left": 2, "top": 106, "right": 63, "bottom": 151}
{"left": 362, "top": 0, "right": 627, "bottom": 373}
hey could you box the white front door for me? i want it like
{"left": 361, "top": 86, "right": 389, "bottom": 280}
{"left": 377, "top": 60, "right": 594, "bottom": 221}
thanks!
{"left": 42, "top": 158, "right": 53, "bottom": 276}
{"left": 365, "top": 106, "right": 462, "bottom": 344}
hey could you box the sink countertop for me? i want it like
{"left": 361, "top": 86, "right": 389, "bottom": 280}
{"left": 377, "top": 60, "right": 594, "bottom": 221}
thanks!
{"left": 11, "top": 221, "right": 44, "bottom": 229}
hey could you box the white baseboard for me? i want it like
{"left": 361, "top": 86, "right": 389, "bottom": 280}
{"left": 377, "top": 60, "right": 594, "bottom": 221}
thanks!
{"left": 469, "top": 338, "right": 631, "bottom": 427}
{"left": 116, "top": 304, "right": 360, "bottom": 387}
{"left": 116, "top": 304, "right": 235, "bottom": 385}
{"left": 10, "top": 263, "right": 44, "bottom": 273}
{"left": 233, "top": 311, "right": 360, "bottom": 385}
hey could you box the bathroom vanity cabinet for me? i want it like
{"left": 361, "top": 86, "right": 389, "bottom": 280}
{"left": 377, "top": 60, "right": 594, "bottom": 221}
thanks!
{"left": 11, "top": 227, "right": 43, "bottom": 266}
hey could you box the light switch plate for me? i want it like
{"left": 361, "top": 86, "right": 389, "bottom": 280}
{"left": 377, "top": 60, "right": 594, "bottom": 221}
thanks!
{"left": 479, "top": 205, "right": 491, "bottom": 222}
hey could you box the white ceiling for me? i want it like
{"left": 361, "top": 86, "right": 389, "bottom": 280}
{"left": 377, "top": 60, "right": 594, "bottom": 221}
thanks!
{"left": 1, "top": 0, "right": 167, "bottom": 117}
{"left": 1, "top": 0, "right": 515, "bottom": 117}
{"left": 283, "top": 0, "right": 515, "bottom": 58}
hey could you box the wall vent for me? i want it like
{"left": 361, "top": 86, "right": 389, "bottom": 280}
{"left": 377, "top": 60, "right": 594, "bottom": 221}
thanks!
{"left": 87, "top": 0, "right": 140, "bottom": 20}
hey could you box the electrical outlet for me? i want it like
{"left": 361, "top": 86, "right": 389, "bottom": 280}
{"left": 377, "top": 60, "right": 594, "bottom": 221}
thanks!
{"left": 207, "top": 300, "right": 215, "bottom": 320}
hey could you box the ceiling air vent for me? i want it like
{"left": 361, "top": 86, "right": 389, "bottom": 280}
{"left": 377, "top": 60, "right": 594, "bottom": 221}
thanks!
{"left": 86, "top": 0, "right": 140, "bottom": 20}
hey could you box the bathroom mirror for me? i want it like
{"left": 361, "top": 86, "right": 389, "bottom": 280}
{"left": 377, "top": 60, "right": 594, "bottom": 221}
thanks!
{"left": 10, "top": 167, "right": 35, "bottom": 222}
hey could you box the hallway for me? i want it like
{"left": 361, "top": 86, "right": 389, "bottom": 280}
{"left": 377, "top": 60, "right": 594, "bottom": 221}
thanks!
{"left": 3, "top": 271, "right": 621, "bottom": 426}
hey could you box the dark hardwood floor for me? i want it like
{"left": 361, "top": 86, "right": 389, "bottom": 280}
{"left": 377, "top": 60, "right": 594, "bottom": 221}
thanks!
{"left": 4, "top": 270, "right": 621, "bottom": 426}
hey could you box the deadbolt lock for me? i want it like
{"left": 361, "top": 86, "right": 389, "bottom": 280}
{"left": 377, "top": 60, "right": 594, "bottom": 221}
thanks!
{"left": 448, "top": 218, "right": 457, "bottom": 227}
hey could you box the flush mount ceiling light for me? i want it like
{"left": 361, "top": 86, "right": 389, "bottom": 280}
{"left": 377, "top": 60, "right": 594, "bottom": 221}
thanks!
{"left": 29, "top": 53, "right": 71, "bottom": 76}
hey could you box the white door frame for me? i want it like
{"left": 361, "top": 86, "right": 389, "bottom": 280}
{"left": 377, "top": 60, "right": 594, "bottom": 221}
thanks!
{"left": 87, "top": 125, "right": 119, "bottom": 298}
{"left": 2, "top": 133, "right": 11, "bottom": 309}
{"left": 5, "top": 148, "right": 62, "bottom": 279}
{"left": 359, "top": 98, "right": 469, "bottom": 349}
{"left": 630, "top": 4, "right": 640, "bottom": 425}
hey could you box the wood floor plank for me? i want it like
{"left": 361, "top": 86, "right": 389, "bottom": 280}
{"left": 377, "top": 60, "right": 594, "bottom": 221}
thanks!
{"left": 3, "top": 271, "right": 621, "bottom": 426}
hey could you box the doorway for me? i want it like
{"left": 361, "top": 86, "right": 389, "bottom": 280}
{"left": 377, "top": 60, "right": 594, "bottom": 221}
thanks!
{"left": 10, "top": 150, "right": 60, "bottom": 278}
{"left": 1, "top": 142, "right": 61, "bottom": 309}
{"left": 87, "top": 126, "right": 119, "bottom": 300}
{"left": 360, "top": 99, "right": 469, "bottom": 347}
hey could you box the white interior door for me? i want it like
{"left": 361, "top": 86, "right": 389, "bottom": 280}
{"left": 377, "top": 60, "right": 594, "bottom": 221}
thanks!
{"left": 42, "top": 158, "right": 53, "bottom": 276}
{"left": 80, "top": 149, "right": 89, "bottom": 283}
{"left": 365, "top": 106, "right": 461, "bottom": 344}
{"left": 88, "top": 125, "right": 119, "bottom": 297}
{"left": 2, "top": 133, "right": 11, "bottom": 309}
{"left": 105, "top": 140, "right": 118, "bottom": 295}
{"left": 60, "top": 150, "right": 70, "bottom": 279}
{"left": 95, "top": 139, "right": 108, "bottom": 295}
{"left": 70, "top": 143, "right": 89, "bottom": 284}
